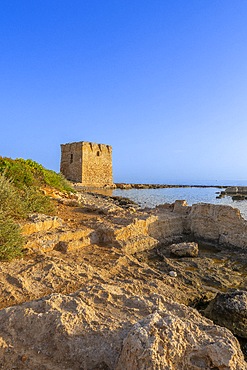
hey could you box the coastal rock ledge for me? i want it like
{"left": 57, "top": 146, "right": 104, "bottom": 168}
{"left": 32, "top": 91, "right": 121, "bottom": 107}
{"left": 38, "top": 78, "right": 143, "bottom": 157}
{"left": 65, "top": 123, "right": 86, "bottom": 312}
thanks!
{"left": 1, "top": 190, "right": 247, "bottom": 369}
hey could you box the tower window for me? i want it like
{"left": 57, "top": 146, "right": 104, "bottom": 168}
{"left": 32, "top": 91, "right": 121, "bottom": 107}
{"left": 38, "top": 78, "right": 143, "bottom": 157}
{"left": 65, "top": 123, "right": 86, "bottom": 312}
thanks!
{"left": 70, "top": 153, "right": 73, "bottom": 164}
{"left": 97, "top": 151, "right": 100, "bottom": 156}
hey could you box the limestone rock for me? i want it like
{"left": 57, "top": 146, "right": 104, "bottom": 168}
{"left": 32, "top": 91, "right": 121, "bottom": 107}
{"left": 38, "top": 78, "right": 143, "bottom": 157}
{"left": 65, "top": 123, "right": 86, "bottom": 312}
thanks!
{"left": 189, "top": 203, "right": 247, "bottom": 249}
{"left": 148, "top": 210, "right": 187, "bottom": 244}
{"left": 76, "top": 191, "right": 123, "bottom": 214}
{"left": 95, "top": 214, "right": 159, "bottom": 253}
{"left": 23, "top": 226, "right": 97, "bottom": 253}
{"left": 173, "top": 199, "right": 190, "bottom": 214}
{"left": 0, "top": 292, "right": 120, "bottom": 370}
{"left": 151, "top": 202, "right": 247, "bottom": 251}
{"left": 170, "top": 241, "right": 199, "bottom": 257}
{"left": 3, "top": 188, "right": 247, "bottom": 369}
{"left": 0, "top": 291, "right": 246, "bottom": 370}
{"left": 204, "top": 290, "right": 247, "bottom": 338}
{"left": 116, "top": 310, "right": 246, "bottom": 370}
{"left": 21, "top": 214, "right": 63, "bottom": 235}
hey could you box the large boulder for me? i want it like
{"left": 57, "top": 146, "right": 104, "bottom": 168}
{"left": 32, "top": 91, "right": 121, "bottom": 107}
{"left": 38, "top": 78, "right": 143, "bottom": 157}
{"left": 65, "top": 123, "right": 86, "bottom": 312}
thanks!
{"left": 170, "top": 241, "right": 199, "bottom": 257}
{"left": 0, "top": 289, "right": 246, "bottom": 369}
{"left": 116, "top": 310, "right": 246, "bottom": 370}
{"left": 204, "top": 290, "right": 247, "bottom": 338}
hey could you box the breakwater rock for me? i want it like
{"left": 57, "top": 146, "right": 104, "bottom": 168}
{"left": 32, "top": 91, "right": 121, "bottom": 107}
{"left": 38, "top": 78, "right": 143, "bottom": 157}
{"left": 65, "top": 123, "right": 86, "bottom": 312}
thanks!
{"left": 0, "top": 190, "right": 247, "bottom": 368}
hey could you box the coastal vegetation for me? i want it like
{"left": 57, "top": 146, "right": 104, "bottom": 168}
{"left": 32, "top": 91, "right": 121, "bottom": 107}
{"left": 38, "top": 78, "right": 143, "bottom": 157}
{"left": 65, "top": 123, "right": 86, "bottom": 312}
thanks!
{"left": 0, "top": 157, "right": 74, "bottom": 260}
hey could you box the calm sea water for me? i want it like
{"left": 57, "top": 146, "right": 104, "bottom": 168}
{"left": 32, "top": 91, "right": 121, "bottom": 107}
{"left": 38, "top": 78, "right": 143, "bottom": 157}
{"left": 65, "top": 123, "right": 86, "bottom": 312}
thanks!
{"left": 112, "top": 187, "right": 247, "bottom": 220}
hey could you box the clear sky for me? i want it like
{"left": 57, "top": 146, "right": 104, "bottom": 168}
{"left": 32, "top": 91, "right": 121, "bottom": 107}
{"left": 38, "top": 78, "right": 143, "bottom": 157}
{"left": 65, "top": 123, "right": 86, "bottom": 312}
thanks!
{"left": 1, "top": 0, "right": 247, "bottom": 184}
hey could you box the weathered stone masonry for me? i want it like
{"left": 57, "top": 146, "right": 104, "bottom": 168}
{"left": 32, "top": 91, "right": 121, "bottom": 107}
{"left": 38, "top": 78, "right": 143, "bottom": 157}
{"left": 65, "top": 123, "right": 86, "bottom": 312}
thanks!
{"left": 60, "top": 141, "right": 113, "bottom": 187}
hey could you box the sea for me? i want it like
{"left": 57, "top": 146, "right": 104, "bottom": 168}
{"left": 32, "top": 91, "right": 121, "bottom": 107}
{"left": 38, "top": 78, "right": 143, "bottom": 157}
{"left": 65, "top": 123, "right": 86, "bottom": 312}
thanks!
{"left": 111, "top": 180, "right": 247, "bottom": 220}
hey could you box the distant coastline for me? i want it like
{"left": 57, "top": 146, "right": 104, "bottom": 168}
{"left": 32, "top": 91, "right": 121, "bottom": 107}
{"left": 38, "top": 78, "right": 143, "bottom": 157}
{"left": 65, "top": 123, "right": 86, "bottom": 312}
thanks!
{"left": 115, "top": 183, "right": 226, "bottom": 189}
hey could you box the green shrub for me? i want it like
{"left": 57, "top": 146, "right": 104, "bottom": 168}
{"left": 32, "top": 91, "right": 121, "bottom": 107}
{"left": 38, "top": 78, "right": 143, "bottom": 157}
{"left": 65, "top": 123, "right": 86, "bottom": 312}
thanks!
{"left": 0, "top": 215, "right": 24, "bottom": 260}
{"left": 0, "top": 171, "right": 55, "bottom": 217}
{"left": 42, "top": 168, "right": 73, "bottom": 192}
{"left": 0, "top": 157, "right": 75, "bottom": 193}
{"left": 0, "top": 172, "right": 26, "bottom": 219}
{"left": 0, "top": 157, "right": 37, "bottom": 189}
{"left": 22, "top": 186, "right": 55, "bottom": 215}
{"left": 0, "top": 157, "right": 74, "bottom": 261}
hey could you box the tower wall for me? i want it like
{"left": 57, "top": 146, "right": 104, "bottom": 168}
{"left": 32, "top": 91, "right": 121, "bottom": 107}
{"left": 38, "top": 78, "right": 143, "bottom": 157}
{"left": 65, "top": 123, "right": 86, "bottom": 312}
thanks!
{"left": 60, "top": 141, "right": 113, "bottom": 187}
{"left": 60, "top": 142, "right": 82, "bottom": 182}
{"left": 81, "top": 142, "right": 113, "bottom": 187}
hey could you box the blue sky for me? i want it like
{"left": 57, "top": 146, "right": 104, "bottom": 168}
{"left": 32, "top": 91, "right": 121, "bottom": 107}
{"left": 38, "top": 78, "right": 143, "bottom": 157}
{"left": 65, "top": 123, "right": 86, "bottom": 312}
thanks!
{"left": 1, "top": 0, "right": 247, "bottom": 183}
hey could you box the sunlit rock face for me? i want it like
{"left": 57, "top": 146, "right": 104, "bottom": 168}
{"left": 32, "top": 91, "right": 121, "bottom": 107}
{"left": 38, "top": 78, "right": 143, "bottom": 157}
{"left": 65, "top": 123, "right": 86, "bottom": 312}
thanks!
{"left": 188, "top": 203, "right": 247, "bottom": 249}
{"left": 0, "top": 291, "right": 246, "bottom": 370}
{"left": 116, "top": 309, "right": 246, "bottom": 370}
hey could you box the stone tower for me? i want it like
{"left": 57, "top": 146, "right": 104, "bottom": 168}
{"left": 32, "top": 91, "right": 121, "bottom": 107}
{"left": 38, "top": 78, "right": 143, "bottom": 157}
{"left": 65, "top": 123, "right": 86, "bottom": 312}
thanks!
{"left": 60, "top": 141, "right": 113, "bottom": 187}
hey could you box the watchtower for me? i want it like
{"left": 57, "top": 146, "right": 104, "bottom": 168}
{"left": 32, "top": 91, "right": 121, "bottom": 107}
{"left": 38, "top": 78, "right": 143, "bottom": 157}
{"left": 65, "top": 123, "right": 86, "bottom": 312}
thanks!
{"left": 60, "top": 141, "right": 113, "bottom": 187}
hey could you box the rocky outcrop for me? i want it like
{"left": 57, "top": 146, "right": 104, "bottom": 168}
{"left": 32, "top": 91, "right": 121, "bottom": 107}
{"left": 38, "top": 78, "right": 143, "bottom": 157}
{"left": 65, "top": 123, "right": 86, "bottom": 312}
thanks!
{"left": 189, "top": 203, "right": 247, "bottom": 249}
{"left": 151, "top": 200, "right": 247, "bottom": 251}
{"left": 148, "top": 210, "right": 187, "bottom": 245}
{"left": 225, "top": 187, "right": 247, "bottom": 195}
{"left": 75, "top": 191, "right": 124, "bottom": 214}
{"left": 97, "top": 215, "right": 159, "bottom": 253}
{"left": 2, "top": 189, "right": 247, "bottom": 369}
{"left": 23, "top": 220, "right": 97, "bottom": 253}
{"left": 21, "top": 204, "right": 158, "bottom": 254}
{"left": 220, "top": 187, "right": 247, "bottom": 201}
{"left": 0, "top": 289, "right": 245, "bottom": 370}
{"left": 22, "top": 196, "right": 247, "bottom": 256}
{"left": 0, "top": 291, "right": 122, "bottom": 370}
{"left": 20, "top": 198, "right": 247, "bottom": 260}
{"left": 21, "top": 214, "right": 63, "bottom": 235}
{"left": 204, "top": 290, "right": 247, "bottom": 339}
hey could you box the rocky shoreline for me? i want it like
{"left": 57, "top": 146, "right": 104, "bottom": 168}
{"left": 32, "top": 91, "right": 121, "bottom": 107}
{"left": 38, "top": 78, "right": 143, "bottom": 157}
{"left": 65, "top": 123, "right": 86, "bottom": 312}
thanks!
{"left": 0, "top": 188, "right": 247, "bottom": 369}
